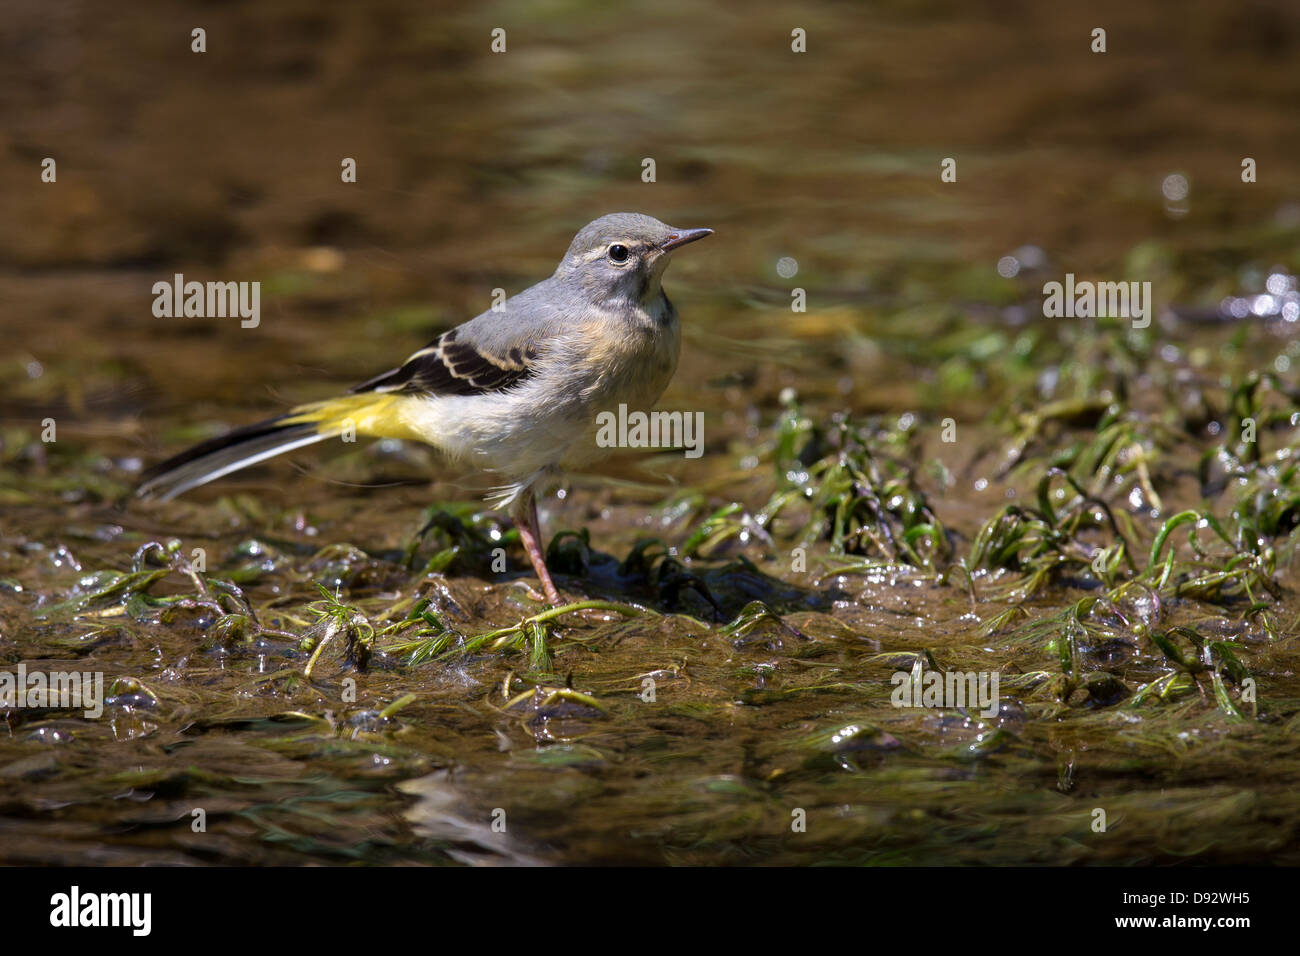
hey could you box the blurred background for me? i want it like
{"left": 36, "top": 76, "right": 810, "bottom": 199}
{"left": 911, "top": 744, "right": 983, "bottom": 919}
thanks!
{"left": 3, "top": 0, "right": 1300, "bottom": 866}
{"left": 5, "top": 0, "right": 1298, "bottom": 441}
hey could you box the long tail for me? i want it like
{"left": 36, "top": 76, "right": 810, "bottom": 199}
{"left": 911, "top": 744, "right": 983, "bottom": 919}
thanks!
{"left": 137, "top": 393, "right": 411, "bottom": 501}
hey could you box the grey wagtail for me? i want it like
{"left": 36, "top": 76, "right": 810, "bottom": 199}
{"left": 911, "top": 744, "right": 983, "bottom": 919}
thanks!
{"left": 138, "top": 212, "right": 713, "bottom": 605}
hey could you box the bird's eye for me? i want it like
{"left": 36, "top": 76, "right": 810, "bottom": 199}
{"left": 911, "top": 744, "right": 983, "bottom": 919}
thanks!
{"left": 608, "top": 244, "right": 630, "bottom": 263}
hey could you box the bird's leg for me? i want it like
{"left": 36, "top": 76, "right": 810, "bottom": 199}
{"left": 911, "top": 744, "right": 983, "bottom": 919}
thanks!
{"left": 511, "top": 489, "right": 561, "bottom": 606}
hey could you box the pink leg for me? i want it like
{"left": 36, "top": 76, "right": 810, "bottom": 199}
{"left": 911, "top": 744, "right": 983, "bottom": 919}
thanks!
{"left": 511, "top": 490, "right": 561, "bottom": 605}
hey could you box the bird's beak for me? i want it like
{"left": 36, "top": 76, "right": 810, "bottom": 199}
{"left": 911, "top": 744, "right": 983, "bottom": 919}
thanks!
{"left": 660, "top": 228, "right": 713, "bottom": 252}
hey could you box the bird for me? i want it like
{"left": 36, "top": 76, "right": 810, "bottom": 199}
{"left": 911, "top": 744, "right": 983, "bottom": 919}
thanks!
{"left": 137, "top": 212, "right": 713, "bottom": 605}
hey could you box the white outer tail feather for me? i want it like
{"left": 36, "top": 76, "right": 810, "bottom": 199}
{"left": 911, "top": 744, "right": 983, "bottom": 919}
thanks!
{"left": 138, "top": 429, "right": 332, "bottom": 501}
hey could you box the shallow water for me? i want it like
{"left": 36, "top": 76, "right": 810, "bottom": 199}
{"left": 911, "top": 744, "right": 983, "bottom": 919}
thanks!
{"left": 3, "top": 0, "right": 1300, "bottom": 865}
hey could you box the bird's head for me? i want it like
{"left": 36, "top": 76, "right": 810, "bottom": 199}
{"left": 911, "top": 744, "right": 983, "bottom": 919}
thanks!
{"left": 555, "top": 212, "right": 712, "bottom": 307}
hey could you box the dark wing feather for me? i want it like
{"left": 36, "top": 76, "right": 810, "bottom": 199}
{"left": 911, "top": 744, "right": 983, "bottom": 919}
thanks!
{"left": 351, "top": 328, "right": 539, "bottom": 397}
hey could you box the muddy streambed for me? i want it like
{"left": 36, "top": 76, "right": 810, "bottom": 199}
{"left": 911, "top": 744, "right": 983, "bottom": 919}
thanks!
{"left": 3, "top": 0, "right": 1300, "bottom": 865}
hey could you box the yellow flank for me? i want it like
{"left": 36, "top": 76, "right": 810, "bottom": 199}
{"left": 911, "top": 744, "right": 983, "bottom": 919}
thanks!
{"left": 574, "top": 321, "right": 621, "bottom": 367}
{"left": 571, "top": 320, "right": 637, "bottom": 393}
{"left": 283, "top": 393, "right": 427, "bottom": 442}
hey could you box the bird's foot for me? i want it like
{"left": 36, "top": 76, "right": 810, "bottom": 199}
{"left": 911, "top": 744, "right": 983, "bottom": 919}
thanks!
{"left": 512, "top": 495, "right": 564, "bottom": 606}
{"left": 530, "top": 570, "right": 563, "bottom": 607}
{"left": 522, "top": 580, "right": 563, "bottom": 605}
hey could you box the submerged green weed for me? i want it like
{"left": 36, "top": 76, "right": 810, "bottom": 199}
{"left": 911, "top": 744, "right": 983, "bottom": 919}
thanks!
{"left": 758, "top": 395, "right": 950, "bottom": 570}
